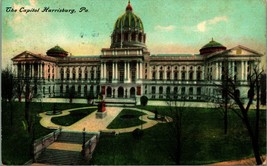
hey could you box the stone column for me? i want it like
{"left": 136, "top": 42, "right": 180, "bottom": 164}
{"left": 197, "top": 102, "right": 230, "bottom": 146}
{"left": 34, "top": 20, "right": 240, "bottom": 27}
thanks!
{"left": 241, "top": 61, "right": 244, "bottom": 80}
{"left": 219, "top": 62, "right": 223, "bottom": 80}
{"left": 171, "top": 66, "right": 174, "bottom": 80}
{"left": 202, "top": 66, "right": 205, "bottom": 81}
{"left": 140, "top": 62, "right": 143, "bottom": 79}
{"left": 194, "top": 66, "right": 197, "bottom": 80}
{"left": 31, "top": 63, "right": 34, "bottom": 78}
{"left": 244, "top": 61, "right": 247, "bottom": 81}
{"left": 115, "top": 62, "right": 118, "bottom": 80}
{"left": 112, "top": 62, "right": 115, "bottom": 80}
{"left": 93, "top": 66, "right": 96, "bottom": 80}
{"left": 215, "top": 62, "right": 219, "bottom": 80}
{"left": 232, "top": 61, "right": 235, "bottom": 78}
{"left": 127, "top": 62, "right": 130, "bottom": 81}
{"left": 156, "top": 66, "right": 160, "bottom": 80}
{"left": 136, "top": 62, "right": 139, "bottom": 79}
{"left": 43, "top": 63, "right": 46, "bottom": 79}
{"left": 40, "top": 63, "right": 42, "bottom": 79}
{"left": 124, "top": 62, "right": 127, "bottom": 80}
{"left": 104, "top": 63, "right": 107, "bottom": 79}
{"left": 186, "top": 66, "right": 189, "bottom": 80}
{"left": 100, "top": 63, "right": 103, "bottom": 79}
{"left": 163, "top": 66, "right": 166, "bottom": 80}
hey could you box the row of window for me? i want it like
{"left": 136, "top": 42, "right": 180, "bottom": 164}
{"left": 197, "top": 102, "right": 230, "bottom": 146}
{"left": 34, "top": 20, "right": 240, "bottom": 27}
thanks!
{"left": 151, "top": 86, "right": 201, "bottom": 95}
{"left": 60, "top": 70, "right": 100, "bottom": 80}
{"left": 152, "top": 65, "right": 202, "bottom": 71}
{"left": 152, "top": 71, "right": 202, "bottom": 80}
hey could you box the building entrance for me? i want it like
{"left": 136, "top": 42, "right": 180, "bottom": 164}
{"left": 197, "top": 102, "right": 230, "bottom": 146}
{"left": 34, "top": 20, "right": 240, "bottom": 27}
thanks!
{"left": 118, "top": 87, "right": 124, "bottom": 98}
{"left": 107, "top": 87, "right": 112, "bottom": 97}
{"left": 130, "top": 87, "right": 135, "bottom": 98}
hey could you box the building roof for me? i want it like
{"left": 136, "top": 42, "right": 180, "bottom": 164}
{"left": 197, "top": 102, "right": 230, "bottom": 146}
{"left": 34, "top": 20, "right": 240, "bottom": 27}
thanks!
{"left": 151, "top": 54, "right": 195, "bottom": 57}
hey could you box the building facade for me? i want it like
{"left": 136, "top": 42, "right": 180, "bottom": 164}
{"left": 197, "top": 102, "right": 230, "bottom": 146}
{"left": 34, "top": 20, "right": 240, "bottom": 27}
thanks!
{"left": 11, "top": 2, "right": 263, "bottom": 102}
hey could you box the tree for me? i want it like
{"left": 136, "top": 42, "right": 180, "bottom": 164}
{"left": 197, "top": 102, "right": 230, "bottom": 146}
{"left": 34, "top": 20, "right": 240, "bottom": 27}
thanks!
{"left": 218, "top": 64, "right": 264, "bottom": 164}
{"left": 155, "top": 87, "right": 186, "bottom": 164}
{"left": 140, "top": 96, "right": 148, "bottom": 106}
{"left": 213, "top": 59, "right": 233, "bottom": 135}
{"left": 1, "top": 66, "right": 17, "bottom": 125}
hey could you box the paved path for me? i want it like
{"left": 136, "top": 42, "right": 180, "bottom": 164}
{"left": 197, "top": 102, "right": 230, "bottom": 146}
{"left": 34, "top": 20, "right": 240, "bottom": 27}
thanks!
{"left": 39, "top": 107, "right": 168, "bottom": 133}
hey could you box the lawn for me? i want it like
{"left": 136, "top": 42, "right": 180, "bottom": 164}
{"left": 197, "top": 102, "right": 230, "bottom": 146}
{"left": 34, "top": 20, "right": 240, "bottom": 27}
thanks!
{"left": 107, "top": 109, "right": 146, "bottom": 129}
{"left": 91, "top": 106, "right": 266, "bottom": 165}
{"left": 1, "top": 101, "right": 90, "bottom": 165}
{"left": 51, "top": 107, "right": 97, "bottom": 126}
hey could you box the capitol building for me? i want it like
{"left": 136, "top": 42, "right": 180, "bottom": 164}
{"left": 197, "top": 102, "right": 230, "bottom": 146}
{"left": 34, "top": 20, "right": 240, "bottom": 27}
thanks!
{"left": 11, "top": 1, "right": 263, "bottom": 103}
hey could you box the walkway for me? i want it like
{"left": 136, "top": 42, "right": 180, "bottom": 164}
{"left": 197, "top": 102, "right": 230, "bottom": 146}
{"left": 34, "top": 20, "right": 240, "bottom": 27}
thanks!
{"left": 39, "top": 107, "right": 167, "bottom": 133}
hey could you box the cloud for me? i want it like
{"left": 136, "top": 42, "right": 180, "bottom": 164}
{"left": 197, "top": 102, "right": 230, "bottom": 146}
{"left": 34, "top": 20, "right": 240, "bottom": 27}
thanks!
{"left": 154, "top": 25, "right": 176, "bottom": 32}
{"left": 196, "top": 16, "right": 228, "bottom": 32}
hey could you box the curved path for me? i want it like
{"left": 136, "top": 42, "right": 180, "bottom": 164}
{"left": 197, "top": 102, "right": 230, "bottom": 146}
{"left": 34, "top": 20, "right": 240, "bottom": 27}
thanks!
{"left": 39, "top": 107, "right": 171, "bottom": 133}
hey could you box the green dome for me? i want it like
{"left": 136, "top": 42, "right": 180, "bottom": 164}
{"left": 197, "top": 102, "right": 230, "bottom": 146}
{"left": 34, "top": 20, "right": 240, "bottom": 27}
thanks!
{"left": 47, "top": 45, "right": 67, "bottom": 53}
{"left": 47, "top": 45, "right": 68, "bottom": 57}
{"left": 114, "top": 2, "right": 144, "bottom": 31}
{"left": 199, "top": 38, "right": 226, "bottom": 55}
{"left": 201, "top": 39, "right": 225, "bottom": 49}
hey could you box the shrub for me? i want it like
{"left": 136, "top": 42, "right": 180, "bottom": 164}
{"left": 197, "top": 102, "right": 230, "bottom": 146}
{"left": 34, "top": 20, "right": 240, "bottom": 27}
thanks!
{"left": 140, "top": 96, "right": 148, "bottom": 106}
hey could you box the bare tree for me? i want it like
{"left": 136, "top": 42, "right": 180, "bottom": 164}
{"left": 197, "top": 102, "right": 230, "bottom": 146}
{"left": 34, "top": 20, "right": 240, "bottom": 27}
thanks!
{"left": 157, "top": 87, "right": 186, "bottom": 165}
{"left": 217, "top": 63, "right": 264, "bottom": 164}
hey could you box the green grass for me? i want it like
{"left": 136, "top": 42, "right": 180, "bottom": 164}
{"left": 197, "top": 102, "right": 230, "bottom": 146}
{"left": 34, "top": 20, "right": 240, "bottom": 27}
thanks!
{"left": 107, "top": 109, "right": 146, "bottom": 129}
{"left": 91, "top": 106, "right": 266, "bottom": 165}
{"left": 51, "top": 108, "right": 97, "bottom": 126}
{"left": 1, "top": 101, "right": 90, "bottom": 165}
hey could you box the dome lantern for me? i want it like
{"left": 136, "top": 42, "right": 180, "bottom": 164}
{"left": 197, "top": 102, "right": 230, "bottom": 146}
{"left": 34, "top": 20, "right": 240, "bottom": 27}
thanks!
{"left": 126, "top": 0, "right": 133, "bottom": 12}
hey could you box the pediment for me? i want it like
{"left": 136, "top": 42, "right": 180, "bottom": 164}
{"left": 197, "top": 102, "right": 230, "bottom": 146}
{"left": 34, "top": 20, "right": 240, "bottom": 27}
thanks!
{"left": 226, "top": 45, "right": 262, "bottom": 56}
{"left": 12, "top": 51, "right": 43, "bottom": 62}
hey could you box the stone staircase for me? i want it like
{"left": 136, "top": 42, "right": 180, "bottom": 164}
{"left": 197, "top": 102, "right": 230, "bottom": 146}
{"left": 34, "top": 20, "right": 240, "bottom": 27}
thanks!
{"left": 56, "top": 131, "right": 92, "bottom": 143}
{"left": 36, "top": 149, "right": 86, "bottom": 165}
{"left": 35, "top": 131, "right": 96, "bottom": 165}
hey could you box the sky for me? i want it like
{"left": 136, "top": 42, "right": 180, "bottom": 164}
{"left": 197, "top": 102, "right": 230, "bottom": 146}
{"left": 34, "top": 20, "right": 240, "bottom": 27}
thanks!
{"left": 2, "top": 0, "right": 266, "bottom": 67}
